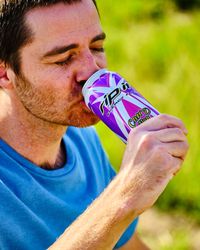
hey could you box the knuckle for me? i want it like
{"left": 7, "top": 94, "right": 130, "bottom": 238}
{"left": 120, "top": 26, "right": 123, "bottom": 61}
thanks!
{"left": 158, "top": 113, "right": 169, "bottom": 122}
{"left": 140, "top": 133, "right": 155, "bottom": 149}
{"left": 174, "top": 127, "right": 184, "bottom": 137}
{"left": 174, "top": 127, "right": 182, "bottom": 134}
{"left": 158, "top": 114, "right": 183, "bottom": 127}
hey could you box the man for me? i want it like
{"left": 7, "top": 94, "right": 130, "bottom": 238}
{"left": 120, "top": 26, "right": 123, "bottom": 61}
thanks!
{"left": 0, "top": 0, "right": 188, "bottom": 249}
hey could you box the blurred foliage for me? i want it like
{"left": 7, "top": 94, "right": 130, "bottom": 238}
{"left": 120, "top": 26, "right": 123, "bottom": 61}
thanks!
{"left": 95, "top": 0, "right": 200, "bottom": 227}
{"left": 173, "top": 0, "right": 200, "bottom": 10}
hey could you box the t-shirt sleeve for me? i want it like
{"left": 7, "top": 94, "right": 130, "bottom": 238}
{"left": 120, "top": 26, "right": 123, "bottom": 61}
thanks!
{"left": 114, "top": 218, "right": 139, "bottom": 249}
{"left": 91, "top": 127, "right": 139, "bottom": 248}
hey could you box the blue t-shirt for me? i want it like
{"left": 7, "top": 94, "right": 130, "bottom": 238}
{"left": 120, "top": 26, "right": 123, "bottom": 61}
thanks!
{"left": 0, "top": 126, "right": 138, "bottom": 250}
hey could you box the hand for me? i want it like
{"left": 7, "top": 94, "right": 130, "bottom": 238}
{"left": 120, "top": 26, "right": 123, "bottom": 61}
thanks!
{"left": 119, "top": 114, "right": 189, "bottom": 215}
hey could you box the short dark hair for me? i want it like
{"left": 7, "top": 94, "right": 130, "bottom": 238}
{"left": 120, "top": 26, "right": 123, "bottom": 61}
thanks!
{"left": 0, "top": 0, "right": 98, "bottom": 75}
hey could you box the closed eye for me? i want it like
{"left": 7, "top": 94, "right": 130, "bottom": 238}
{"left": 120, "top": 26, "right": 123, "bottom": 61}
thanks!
{"left": 91, "top": 47, "right": 105, "bottom": 52}
{"left": 55, "top": 54, "right": 74, "bottom": 66}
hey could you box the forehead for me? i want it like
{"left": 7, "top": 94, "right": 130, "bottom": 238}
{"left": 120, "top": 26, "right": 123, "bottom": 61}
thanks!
{"left": 24, "top": 0, "right": 101, "bottom": 49}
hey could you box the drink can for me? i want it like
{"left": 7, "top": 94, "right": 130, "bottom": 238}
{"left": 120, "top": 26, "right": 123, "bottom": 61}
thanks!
{"left": 82, "top": 69, "right": 159, "bottom": 143}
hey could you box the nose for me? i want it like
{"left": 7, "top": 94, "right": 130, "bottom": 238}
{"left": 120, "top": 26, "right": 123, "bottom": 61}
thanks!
{"left": 75, "top": 50, "right": 103, "bottom": 85}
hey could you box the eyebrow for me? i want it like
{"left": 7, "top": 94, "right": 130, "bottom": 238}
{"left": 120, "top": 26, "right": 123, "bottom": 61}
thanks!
{"left": 42, "top": 32, "right": 106, "bottom": 58}
{"left": 91, "top": 32, "right": 106, "bottom": 43}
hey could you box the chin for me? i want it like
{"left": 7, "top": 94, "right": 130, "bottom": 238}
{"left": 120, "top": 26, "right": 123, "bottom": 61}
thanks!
{"left": 78, "top": 117, "right": 100, "bottom": 128}
{"left": 58, "top": 109, "right": 100, "bottom": 127}
{"left": 70, "top": 114, "right": 100, "bottom": 128}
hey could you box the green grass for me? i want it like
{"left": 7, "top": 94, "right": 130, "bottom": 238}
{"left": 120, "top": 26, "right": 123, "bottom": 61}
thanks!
{"left": 95, "top": 0, "right": 200, "bottom": 225}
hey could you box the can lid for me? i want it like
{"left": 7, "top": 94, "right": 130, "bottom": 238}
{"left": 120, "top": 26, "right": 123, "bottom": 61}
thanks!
{"left": 82, "top": 68, "right": 108, "bottom": 97}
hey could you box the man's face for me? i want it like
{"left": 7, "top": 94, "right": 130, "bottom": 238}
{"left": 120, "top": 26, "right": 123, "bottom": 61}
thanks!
{"left": 13, "top": 0, "right": 107, "bottom": 127}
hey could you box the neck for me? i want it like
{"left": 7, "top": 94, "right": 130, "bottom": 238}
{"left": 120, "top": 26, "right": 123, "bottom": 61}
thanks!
{"left": 0, "top": 91, "right": 67, "bottom": 169}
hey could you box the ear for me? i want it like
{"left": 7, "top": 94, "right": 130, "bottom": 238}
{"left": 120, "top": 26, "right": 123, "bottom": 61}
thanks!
{"left": 0, "top": 62, "right": 14, "bottom": 90}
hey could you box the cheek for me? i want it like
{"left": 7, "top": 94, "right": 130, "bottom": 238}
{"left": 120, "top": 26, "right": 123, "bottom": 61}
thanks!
{"left": 21, "top": 49, "right": 72, "bottom": 88}
{"left": 31, "top": 65, "right": 73, "bottom": 91}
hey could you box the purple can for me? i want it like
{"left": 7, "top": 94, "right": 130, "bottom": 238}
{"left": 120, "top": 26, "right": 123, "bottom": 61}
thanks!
{"left": 82, "top": 69, "right": 159, "bottom": 143}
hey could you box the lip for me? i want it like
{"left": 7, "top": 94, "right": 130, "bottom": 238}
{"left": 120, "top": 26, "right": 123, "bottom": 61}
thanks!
{"left": 80, "top": 100, "right": 86, "bottom": 104}
{"left": 70, "top": 98, "right": 88, "bottom": 109}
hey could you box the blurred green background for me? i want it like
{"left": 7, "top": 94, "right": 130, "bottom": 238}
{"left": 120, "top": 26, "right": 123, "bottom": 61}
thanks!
{"left": 95, "top": 0, "right": 200, "bottom": 249}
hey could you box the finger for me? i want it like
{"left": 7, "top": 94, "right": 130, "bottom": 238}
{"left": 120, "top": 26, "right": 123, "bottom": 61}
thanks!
{"left": 152, "top": 127, "right": 187, "bottom": 143}
{"left": 168, "top": 155, "right": 184, "bottom": 176}
{"left": 137, "top": 114, "right": 188, "bottom": 135}
{"left": 164, "top": 141, "right": 189, "bottom": 160}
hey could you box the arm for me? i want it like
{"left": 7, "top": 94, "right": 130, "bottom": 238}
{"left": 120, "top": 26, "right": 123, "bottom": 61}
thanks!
{"left": 48, "top": 114, "right": 188, "bottom": 250}
{"left": 48, "top": 175, "right": 139, "bottom": 250}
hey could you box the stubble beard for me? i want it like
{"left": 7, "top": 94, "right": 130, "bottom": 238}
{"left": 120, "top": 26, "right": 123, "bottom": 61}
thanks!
{"left": 14, "top": 73, "right": 100, "bottom": 128}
